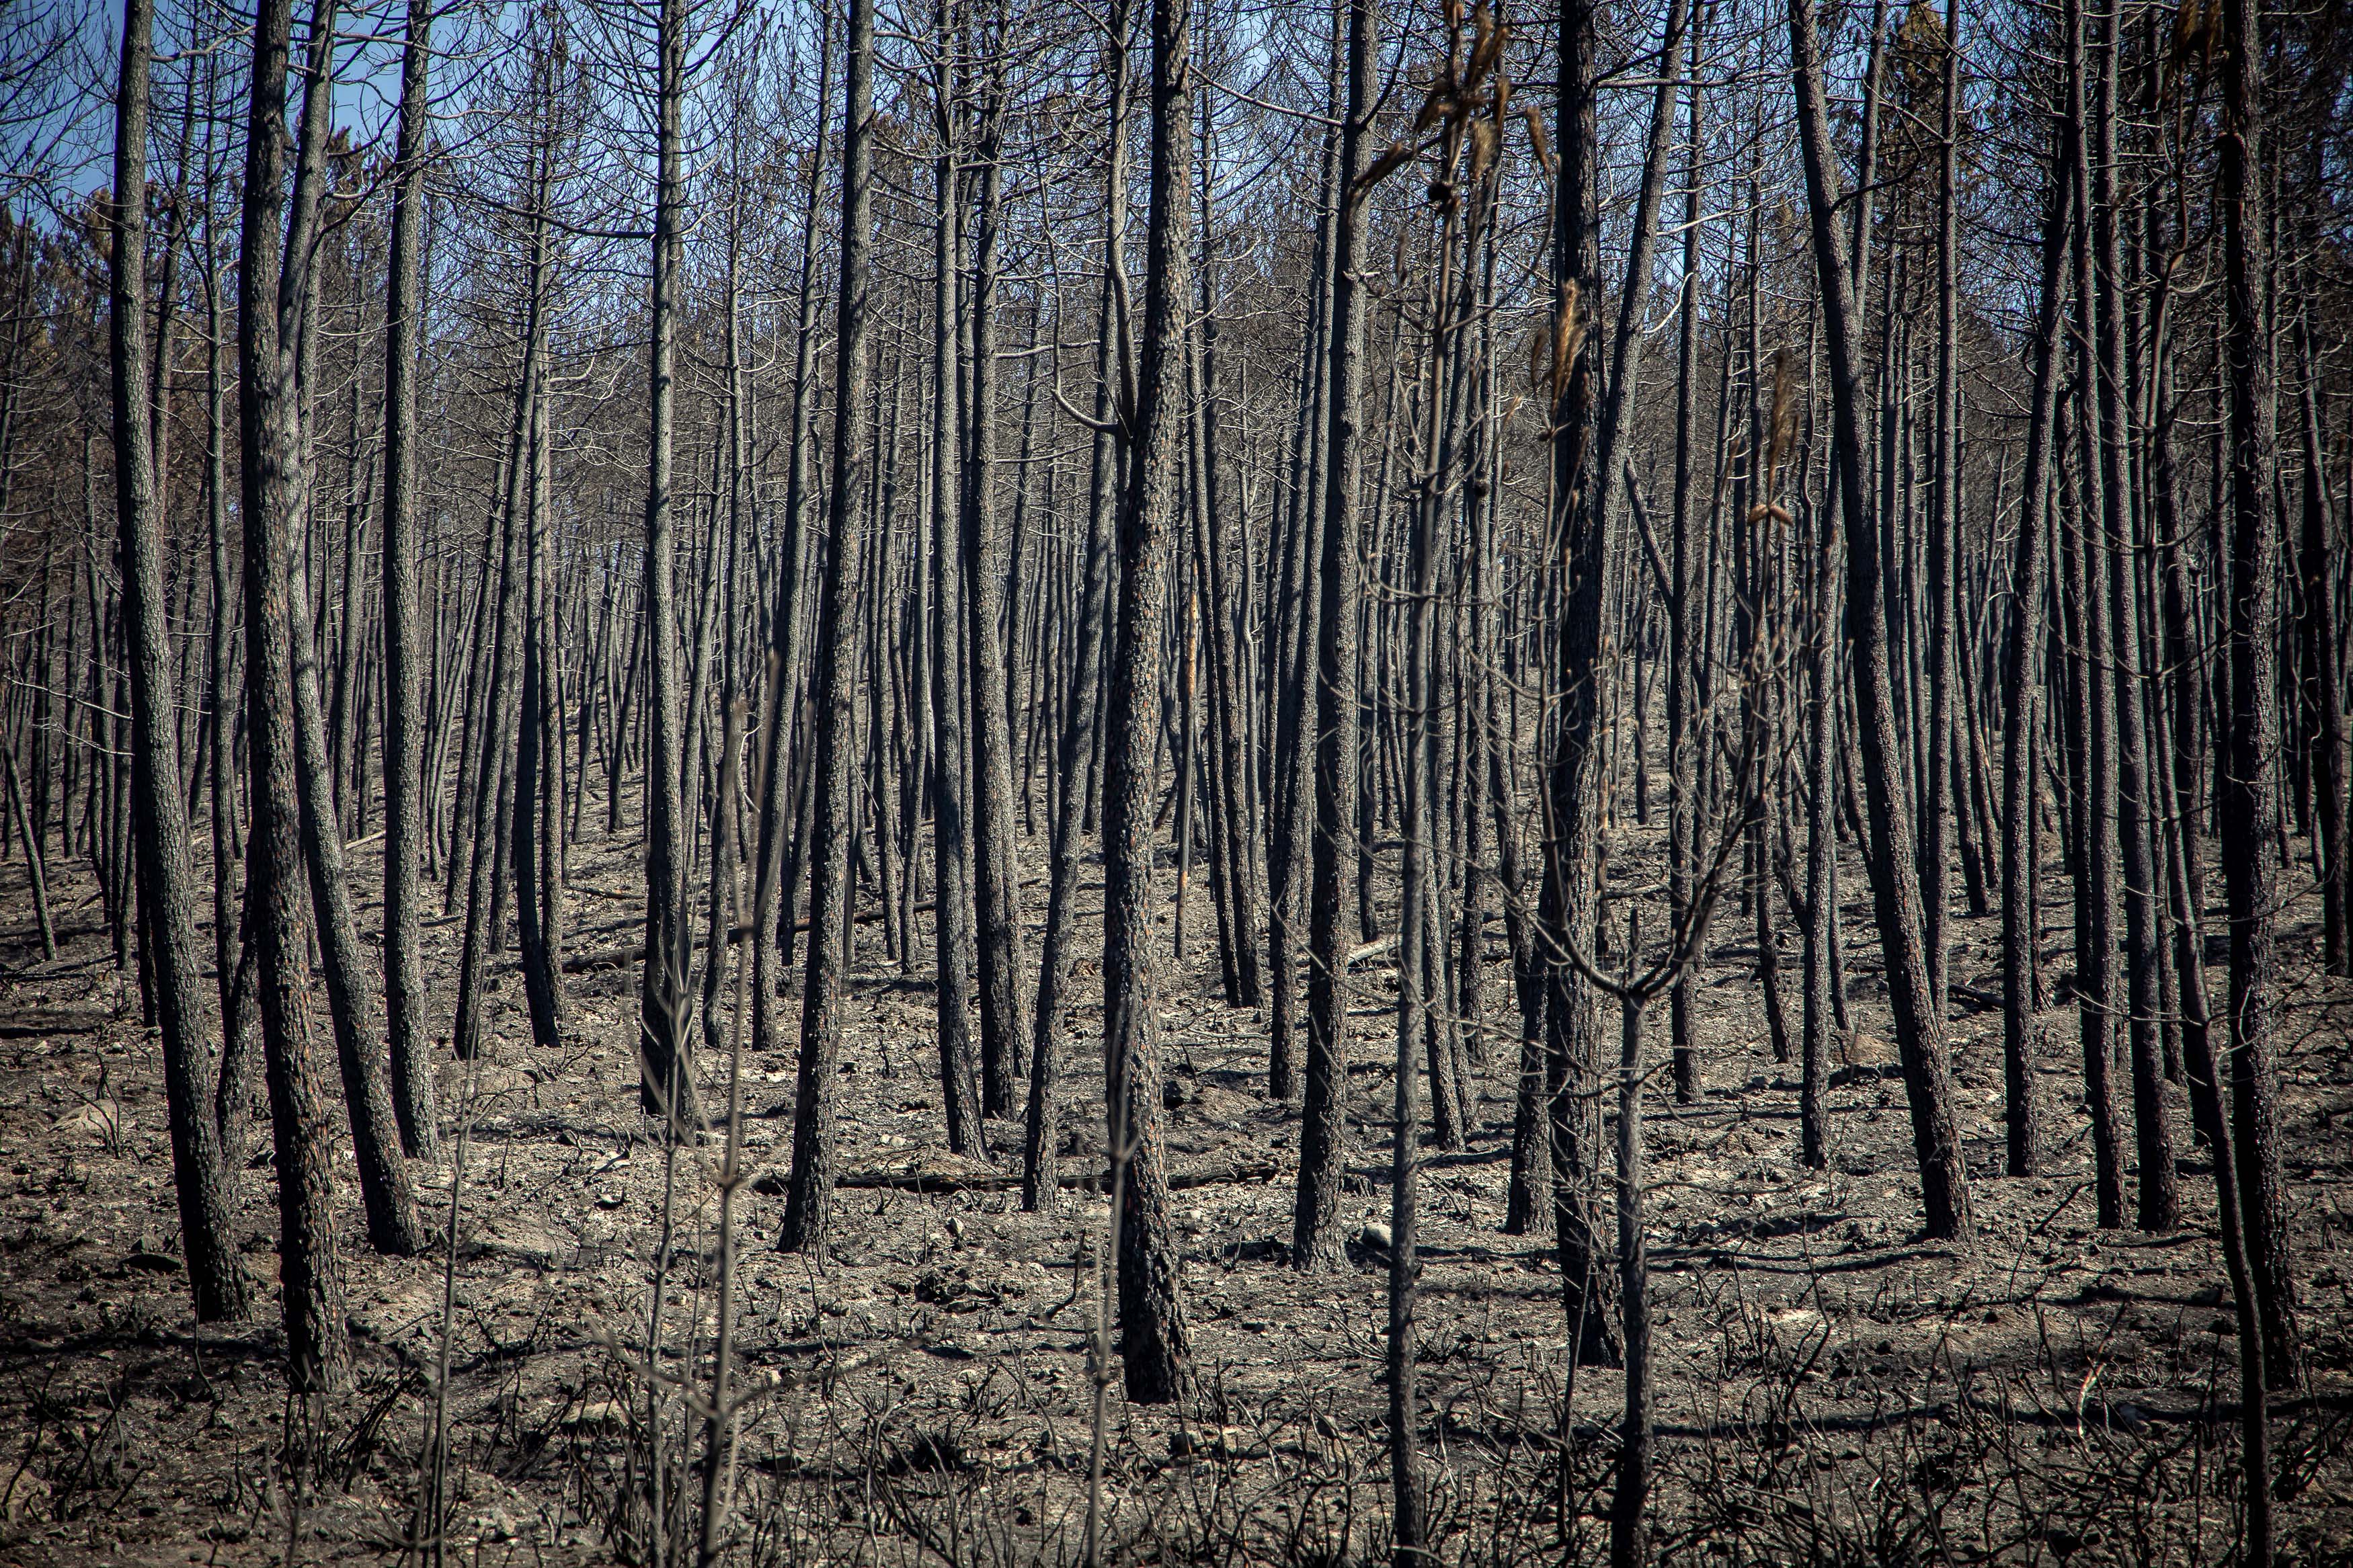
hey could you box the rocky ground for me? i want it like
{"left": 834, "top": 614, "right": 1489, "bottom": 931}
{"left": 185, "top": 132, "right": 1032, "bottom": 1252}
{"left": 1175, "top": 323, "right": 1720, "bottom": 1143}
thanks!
{"left": 0, "top": 796, "right": 2348, "bottom": 1565}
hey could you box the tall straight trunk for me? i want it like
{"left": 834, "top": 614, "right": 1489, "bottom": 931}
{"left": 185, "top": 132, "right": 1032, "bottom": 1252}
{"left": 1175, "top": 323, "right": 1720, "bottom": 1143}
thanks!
{"left": 110, "top": 0, "right": 249, "bottom": 1323}
{"left": 2001, "top": 106, "right": 2071, "bottom": 1180}
{"left": 779, "top": 0, "right": 875, "bottom": 1254}
{"left": 237, "top": 0, "right": 350, "bottom": 1392}
{"left": 929, "top": 109, "right": 986, "bottom": 1157}
{"left": 1293, "top": 0, "right": 1374, "bottom": 1275}
{"left": 454, "top": 394, "right": 528, "bottom": 1065}
{"left": 1388, "top": 541, "right": 1429, "bottom": 1553}
{"left": 960, "top": 63, "right": 1032, "bottom": 1116}
{"left": 1920, "top": 0, "right": 1960, "bottom": 1015}
{"left": 513, "top": 345, "right": 563, "bottom": 1054}
{"left": 1025, "top": 0, "right": 1132, "bottom": 1210}
{"left": 1667, "top": 5, "right": 1706, "bottom": 1107}
{"left": 1531, "top": 0, "right": 1628, "bottom": 1366}
{"left": 1193, "top": 132, "right": 1261, "bottom": 1012}
{"left": 1800, "top": 484, "right": 1838, "bottom": 1170}
{"left": 2215, "top": 0, "right": 2302, "bottom": 1388}
{"left": 1785, "top": 0, "right": 1971, "bottom": 1241}
{"left": 2087, "top": 7, "right": 2174, "bottom": 1233}
{"left": 1098, "top": 0, "right": 1194, "bottom": 1403}
{"left": 2064, "top": 5, "right": 2126, "bottom": 1231}
{"left": 640, "top": 0, "right": 696, "bottom": 1130}
{"left": 752, "top": 13, "right": 832, "bottom": 1059}
{"left": 203, "top": 274, "right": 253, "bottom": 1153}
{"left": 1267, "top": 65, "right": 1341, "bottom": 1105}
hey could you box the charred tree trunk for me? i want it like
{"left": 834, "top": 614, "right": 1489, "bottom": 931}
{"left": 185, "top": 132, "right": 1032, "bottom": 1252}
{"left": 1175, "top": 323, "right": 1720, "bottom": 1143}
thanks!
{"left": 237, "top": 0, "right": 351, "bottom": 1391}
{"left": 1099, "top": 0, "right": 1193, "bottom": 1401}
{"left": 2215, "top": 0, "right": 2302, "bottom": 1389}
{"left": 379, "top": 0, "right": 438, "bottom": 1158}
{"left": 109, "top": 0, "right": 249, "bottom": 1322}
{"left": 1293, "top": 0, "right": 1374, "bottom": 1276}
{"left": 779, "top": 0, "right": 875, "bottom": 1254}
{"left": 1786, "top": 0, "right": 1972, "bottom": 1241}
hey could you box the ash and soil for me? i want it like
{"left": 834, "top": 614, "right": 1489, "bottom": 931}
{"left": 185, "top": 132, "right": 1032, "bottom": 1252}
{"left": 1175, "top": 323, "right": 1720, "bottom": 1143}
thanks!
{"left": 0, "top": 797, "right": 2348, "bottom": 1563}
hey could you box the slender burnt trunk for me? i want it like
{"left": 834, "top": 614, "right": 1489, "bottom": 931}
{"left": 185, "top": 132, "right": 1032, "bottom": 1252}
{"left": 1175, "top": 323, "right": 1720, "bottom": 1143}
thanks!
{"left": 1294, "top": 0, "right": 1374, "bottom": 1276}
{"left": 780, "top": 0, "right": 875, "bottom": 1254}
{"left": 1786, "top": 0, "right": 1971, "bottom": 1241}
{"left": 1099, "top": 0, "right": 1194, "bottom": 1401}
{"left": 1267, "top": 101, "right": 1337, "bottom": 1104}
{"left": 640, "top": 0, "right": 696, "bottom": 1130}
{"left": 380, "top": 0, "right": 438, "bottom": 1157}
{"left": 960, "top": 62, "right": 1033, "bottom": 1117}
{"left": 110, "top": 0, "right": 249, "bottom": 1322}
{"left": 752, "top": 15, "right": 832, "bottom": 1059}
{"left": 926, "top": 93, "right": 987, "bottom": 1158}
{"left": 1024, "top": 3, "right": 1131, "bottom": 1210}
{"left": 2215, "top": 0, "right": 2302, "bottom": 1389}
{"left": 2001, "top": 103, "right": 2071, "bottom": 1180}
{"left": 237, "top": 0, "right": 351, "bottom": 1391}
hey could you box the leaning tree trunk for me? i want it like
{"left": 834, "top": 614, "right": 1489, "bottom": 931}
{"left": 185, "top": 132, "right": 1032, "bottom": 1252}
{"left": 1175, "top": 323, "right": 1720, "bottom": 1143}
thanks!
{"left": 1786, "top": 0, "right": 1972, "bottom": 1241}
{"left": 280, "top": 0, "right": 427, "bottom": 1262}
{"left": 237, "top": 0, "right": 350, "bottom": 1393}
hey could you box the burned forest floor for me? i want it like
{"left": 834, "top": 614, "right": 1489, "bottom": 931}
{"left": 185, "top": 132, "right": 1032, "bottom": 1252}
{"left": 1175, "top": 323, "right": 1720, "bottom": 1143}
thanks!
{"left": 1, "top": 788, "right": 2350, "bottom": 1567}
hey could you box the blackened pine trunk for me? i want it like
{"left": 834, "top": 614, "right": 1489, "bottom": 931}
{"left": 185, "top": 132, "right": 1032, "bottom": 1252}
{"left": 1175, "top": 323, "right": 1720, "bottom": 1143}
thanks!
{"left": 1100, "top": 0, "right": 1193, "bottom": 1402}
{"left": 1294, "top": 0, "right": 1373, "bottom": 1275}
{"left": 1667, "top": 5, "right": 1706, "bottom": 1109}
{"left": 1193, "top": 165, "right": 1262, "bottom": 1009}
{"left": 1268, "top": 52, "right": 1340, "bottom": 1106}
{"left": 1786, "top": 0, "right": 1972, "bottom": 1241}
{"left": 1920, "top": 0, "right": 1959, "bottom": 1016}
{"left": 1533, "top": 0, "right": 1626, "bottom": 1366}
{"left": 1608, "top": 942, "right": 1652, "bottom": 1568}
{"left": 2065, "top": 9, "right": 2124, "bottom": 1231}
{"left": 640, "top": 0, "right": 697, "bottom": 1131}
{"left": 204, "top": 290, "right": 247, "bottom": 1143}
{"left": 454, "top": 404, "right": 526, "bottom": 1064}
{"left": 380, "top": 0, "right": 438, "bottom": 1158}
{"left": 277, "top": 0, "right": 427, "bottom": 1262}
{"left": 960, "top": 66, "right": 1033, "bottom": 1117}
{"left": 752, "top": 14, "right": 832, "bottom": 1062}
{"left": 930, "top": 116, "right": 986, "bottom": 1159}
{"left": 110, "top": 0, "right": 249, "bottom": 1321}
{"left": 2001, "top": 106, "right": 2071, "bottom": 1180}
{"left": 779, "top": 0, "right": 875, "bottom": 1254}
{"left": 1024, "top": 0, "right": 1130, "bottom": 1211}
{"left": 514, "top": 346, "right": 564, "bottom": 1055}
{"left": 1800, "top": 493, "right": 1838, "bottom": 1171}
{"left": 2087, "top": 7, "right": 2174, "bottom": 1233}
{"left": 2215, "top": 0, "right": 2302, "bottom": 1387}
{"left": 237, "top": 0, "right": 350, "bottom": 1391}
